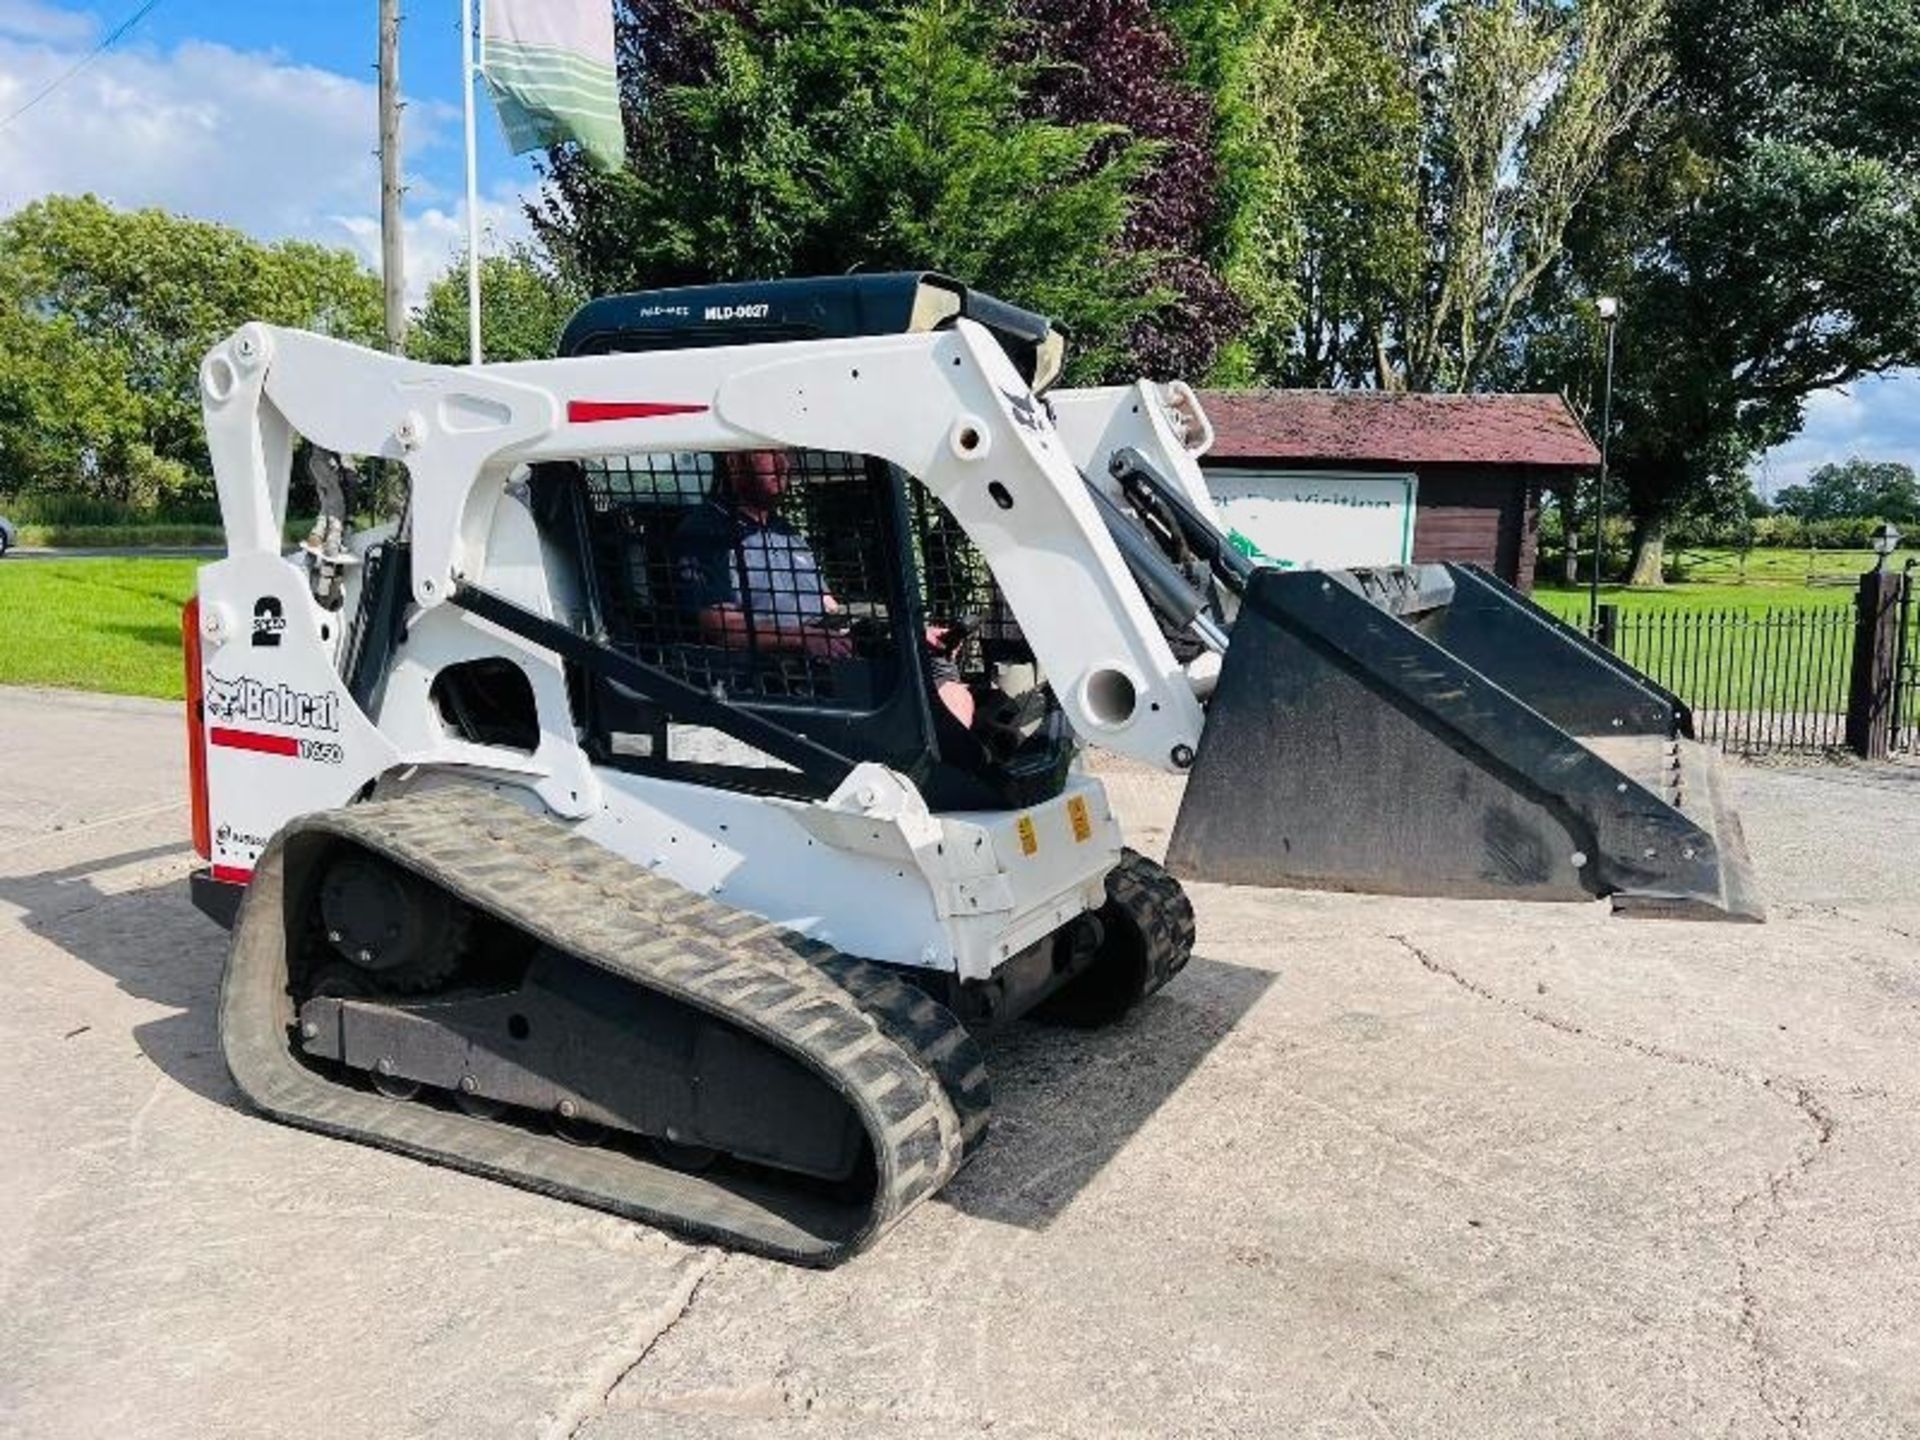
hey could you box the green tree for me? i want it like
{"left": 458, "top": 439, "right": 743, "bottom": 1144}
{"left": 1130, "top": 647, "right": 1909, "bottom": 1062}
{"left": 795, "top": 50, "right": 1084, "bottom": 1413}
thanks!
{"left": 1164, "top": 0, "right": 1321, "bottom": 381}
{"left": 1524, "top": 0, "right": 1920, "bottom": 583}
{"left": 1775, "top": 459, "right": 1920, "bottom": 523}
{"left": 0, "top": 301, "right": 165, "bottom": 503}
{"left": 535, "top": 0, "right": 1155, "bottom": 382}
{"left": 1246, "top": 1, "right": 1426, "bottom": 387}
{"left": 1170, "top": 0, "right": 1665, "bottom": 390}
{"left": 0, "top": 195, "right": 382, "bottom": 506}
{"left": 409, "top": 245, "right": 586, "bottom": 365}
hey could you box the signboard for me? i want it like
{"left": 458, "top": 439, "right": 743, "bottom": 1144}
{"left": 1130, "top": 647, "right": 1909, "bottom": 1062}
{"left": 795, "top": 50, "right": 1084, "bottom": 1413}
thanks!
{"left": 1203, "top": 468, "right": 1417, "bottom": 571}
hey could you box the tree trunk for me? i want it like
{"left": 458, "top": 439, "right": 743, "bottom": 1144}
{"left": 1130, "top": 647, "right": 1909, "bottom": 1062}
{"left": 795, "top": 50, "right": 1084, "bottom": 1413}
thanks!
{"left": 1626, "top": 515, "right": 1667, "bottom": 586}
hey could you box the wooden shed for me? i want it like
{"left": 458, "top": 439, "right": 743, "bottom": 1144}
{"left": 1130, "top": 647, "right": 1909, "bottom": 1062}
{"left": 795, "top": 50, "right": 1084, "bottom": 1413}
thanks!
{"left": 1195, "top": 390, "right": 1598, "bottom": 592}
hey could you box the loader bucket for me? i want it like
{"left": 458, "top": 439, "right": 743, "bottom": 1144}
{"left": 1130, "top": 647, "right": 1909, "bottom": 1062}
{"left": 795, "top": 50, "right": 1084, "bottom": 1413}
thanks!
{"left": 1166, "top": 564, "right": 1763, "bottom": 922}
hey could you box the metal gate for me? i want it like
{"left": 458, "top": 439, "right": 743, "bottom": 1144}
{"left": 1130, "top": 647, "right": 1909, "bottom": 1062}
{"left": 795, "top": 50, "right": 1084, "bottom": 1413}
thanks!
{"left": 1893, "top": 562, "right": 1920, "bottom": 754}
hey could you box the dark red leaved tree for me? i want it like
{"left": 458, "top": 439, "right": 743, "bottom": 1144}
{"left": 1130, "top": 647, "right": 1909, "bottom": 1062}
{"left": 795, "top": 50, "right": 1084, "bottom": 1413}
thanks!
{"left": 537, "top": 0, "right": 1238, "bottom": 380}
{"left": 1010, "top": 0, "right": 1241, "bottom": 377}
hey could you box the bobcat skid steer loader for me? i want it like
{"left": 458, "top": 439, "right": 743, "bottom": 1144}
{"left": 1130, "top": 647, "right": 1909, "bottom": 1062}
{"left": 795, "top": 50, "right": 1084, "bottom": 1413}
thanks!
{"left": 185, "top": 273, "right": 1759, "bottom": 1266}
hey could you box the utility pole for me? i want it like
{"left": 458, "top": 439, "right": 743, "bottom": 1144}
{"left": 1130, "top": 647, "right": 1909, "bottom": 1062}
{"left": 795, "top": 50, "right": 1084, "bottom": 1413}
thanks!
{"left": 378, "top": 0, "right": 407, "bottom": 355}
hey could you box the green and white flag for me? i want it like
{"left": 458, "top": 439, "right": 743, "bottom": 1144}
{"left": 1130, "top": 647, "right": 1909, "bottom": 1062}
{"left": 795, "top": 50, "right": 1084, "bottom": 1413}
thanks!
{"left": 481, "top": 0, "right": 624, "bottom": 170}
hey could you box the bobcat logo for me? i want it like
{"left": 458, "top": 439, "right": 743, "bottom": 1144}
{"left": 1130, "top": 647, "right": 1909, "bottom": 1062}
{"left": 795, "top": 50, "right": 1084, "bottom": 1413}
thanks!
{"left": 205, "top": 675, "right": 340, "bottom": 732}
{"left": 1000, "top": 386, "right": 1049, "bottom": 436}
{"left": 205, "top": 675, "right": 243, "bottom": 720}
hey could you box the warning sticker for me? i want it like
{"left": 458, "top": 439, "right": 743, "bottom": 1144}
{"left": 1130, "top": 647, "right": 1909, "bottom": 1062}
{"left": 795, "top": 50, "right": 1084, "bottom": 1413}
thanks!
{"left": 1067, "top": 795, "right": 1092, "bottom": 843}
{"left": 1016, "top": 815, "right": 1039, "bottom": 856}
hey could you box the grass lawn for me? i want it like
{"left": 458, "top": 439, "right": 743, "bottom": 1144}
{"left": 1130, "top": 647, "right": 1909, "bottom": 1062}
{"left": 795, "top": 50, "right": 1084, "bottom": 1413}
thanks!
{"left": 0, "top": 558, "right": 199, "bottom": 700}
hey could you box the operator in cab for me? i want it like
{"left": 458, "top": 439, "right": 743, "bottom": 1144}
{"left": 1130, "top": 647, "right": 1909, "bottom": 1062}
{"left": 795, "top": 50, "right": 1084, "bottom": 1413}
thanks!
{"left": 672, "top": 449, "right": 975, "bottom": 729}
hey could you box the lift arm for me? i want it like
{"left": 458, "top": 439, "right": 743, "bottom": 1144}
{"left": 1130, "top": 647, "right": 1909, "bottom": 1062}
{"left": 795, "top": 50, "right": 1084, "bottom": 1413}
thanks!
{"left": 199, "top": 321, "right": 1208, "bottom": 773}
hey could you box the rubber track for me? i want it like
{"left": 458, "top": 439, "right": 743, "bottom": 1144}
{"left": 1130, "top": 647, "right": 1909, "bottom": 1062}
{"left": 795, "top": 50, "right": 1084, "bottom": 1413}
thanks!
{"left": 220, "top": 786, "right": 990, "bottom": 1267}
{"left": 1110, "top": 847, "right": 1196, "bottom": 1002}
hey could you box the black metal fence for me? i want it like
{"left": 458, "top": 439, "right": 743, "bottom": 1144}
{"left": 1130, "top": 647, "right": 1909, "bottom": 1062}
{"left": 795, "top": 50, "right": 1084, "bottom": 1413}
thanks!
{"left": 1537, "top": 567, "right": 1920, "bottom": 759}
{"left": 1543, "top": 598, "right": 1860, "bottom": 756}
{"left": 1612, "top": 604, "right": 1856, "bottom": 754}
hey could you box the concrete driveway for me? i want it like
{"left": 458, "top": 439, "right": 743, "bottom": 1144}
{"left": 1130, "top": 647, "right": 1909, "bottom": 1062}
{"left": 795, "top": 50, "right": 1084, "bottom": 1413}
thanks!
{"left": 1, "top": 685, "right": 1917, "bottom": 1438}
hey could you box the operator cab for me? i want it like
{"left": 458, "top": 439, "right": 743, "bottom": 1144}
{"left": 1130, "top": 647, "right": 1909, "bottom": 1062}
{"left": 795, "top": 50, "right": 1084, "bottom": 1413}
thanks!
{"left": 532, "top": 274, "right": 1073, "bottom": 811}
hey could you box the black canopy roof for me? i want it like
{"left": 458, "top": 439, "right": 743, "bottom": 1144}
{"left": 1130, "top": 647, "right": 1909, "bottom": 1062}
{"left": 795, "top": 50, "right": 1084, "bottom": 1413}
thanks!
{"left": 557, "top": 272, "right": 1065, "bottom": 390}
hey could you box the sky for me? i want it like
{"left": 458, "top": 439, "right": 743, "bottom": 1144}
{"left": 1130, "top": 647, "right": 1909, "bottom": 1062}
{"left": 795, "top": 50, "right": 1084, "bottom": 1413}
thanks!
{"left": 0, "top": 0, "right": 1915, "bottom": 490}
{"left": 0, "top": 0, "right": 540, "bottom": 306}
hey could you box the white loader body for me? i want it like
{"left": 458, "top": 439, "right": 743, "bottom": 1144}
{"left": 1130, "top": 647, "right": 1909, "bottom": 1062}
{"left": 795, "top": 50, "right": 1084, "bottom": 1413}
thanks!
{"left": 193, "top": 317, "right": 1222, "bottom": 983}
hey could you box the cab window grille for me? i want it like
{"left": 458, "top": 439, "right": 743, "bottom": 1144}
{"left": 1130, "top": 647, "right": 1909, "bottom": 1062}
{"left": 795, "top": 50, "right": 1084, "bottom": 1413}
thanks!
{"left": 578, "top": 449, "right": 901, "bottom": 708}
{"left": 907, "top": 483, "right": 1027, "bottom": 683}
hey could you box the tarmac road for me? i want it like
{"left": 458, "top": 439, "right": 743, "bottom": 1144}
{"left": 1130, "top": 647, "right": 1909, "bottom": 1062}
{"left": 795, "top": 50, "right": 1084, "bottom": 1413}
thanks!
{"left": 1, "top": 684, "right": 1917, "bottom": 1439}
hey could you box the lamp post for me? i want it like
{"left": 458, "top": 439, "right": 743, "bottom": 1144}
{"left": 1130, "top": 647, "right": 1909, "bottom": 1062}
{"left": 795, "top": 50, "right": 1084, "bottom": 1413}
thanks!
{"left": 1588, "top": 296, "right": 1619, "bottom": 635}
{"left": 1869, "top": 521, "right": 1903, "bottom": 573}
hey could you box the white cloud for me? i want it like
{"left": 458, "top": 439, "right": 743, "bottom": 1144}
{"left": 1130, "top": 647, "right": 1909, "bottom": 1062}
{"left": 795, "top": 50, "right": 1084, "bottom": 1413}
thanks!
{"left": 1800, "top": 386, "right": 1866, "bottom": 427}
{"left": 2, "top": 35, "right": 389, "bottom": 234}
{"left": 333, "top": 187, "right": 536, "bottom": 309}
{"left": 0, "top": 0, "right": 93, "bottom": 44}
{"left": 0, "top": 16, "right": 533, "bottom": 308}
{"left": 1757, "top": 370, "right": 1920, "bottom": 495}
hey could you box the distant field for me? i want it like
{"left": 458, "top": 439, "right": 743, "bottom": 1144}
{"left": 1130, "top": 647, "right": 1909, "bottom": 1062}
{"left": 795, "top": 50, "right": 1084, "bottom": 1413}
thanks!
{"left": 1670, "top": 545, "right": 1878, "bottom": 587}
{"left": 0, "top": 558, "right": 198, "bottom": 700}
{"left": 1534, "top": 546, "right": 1880, "bottom": 618}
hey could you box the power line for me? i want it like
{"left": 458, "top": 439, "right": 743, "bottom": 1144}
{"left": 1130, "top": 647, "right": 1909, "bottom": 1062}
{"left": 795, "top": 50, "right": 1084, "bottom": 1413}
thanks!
{"left": 0, "top": 0, "right": 169, "bottom": 133}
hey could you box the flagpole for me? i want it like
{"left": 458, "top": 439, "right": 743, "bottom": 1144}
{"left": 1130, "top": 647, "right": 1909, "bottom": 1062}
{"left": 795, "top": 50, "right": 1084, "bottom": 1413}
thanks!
{"left": 461, "top": 0, "right": 483, "bottom": 364}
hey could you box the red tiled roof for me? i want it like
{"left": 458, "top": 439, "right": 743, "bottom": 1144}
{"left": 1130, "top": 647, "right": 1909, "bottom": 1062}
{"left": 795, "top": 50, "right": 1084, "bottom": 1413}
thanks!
{"left": 1198, "top": 389, "right": 1598, "bottom": 470}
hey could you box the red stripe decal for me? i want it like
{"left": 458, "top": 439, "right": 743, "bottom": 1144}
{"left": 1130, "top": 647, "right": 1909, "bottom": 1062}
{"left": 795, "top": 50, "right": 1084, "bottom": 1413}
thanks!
{"left": 210, "top": 726, "right": 299, "bottom": 757}
{"left": 568, "top": 400, "right": 709, "bottom": 423}
{"left": 211, "top": 864, "right": 253, "bottom": 885}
